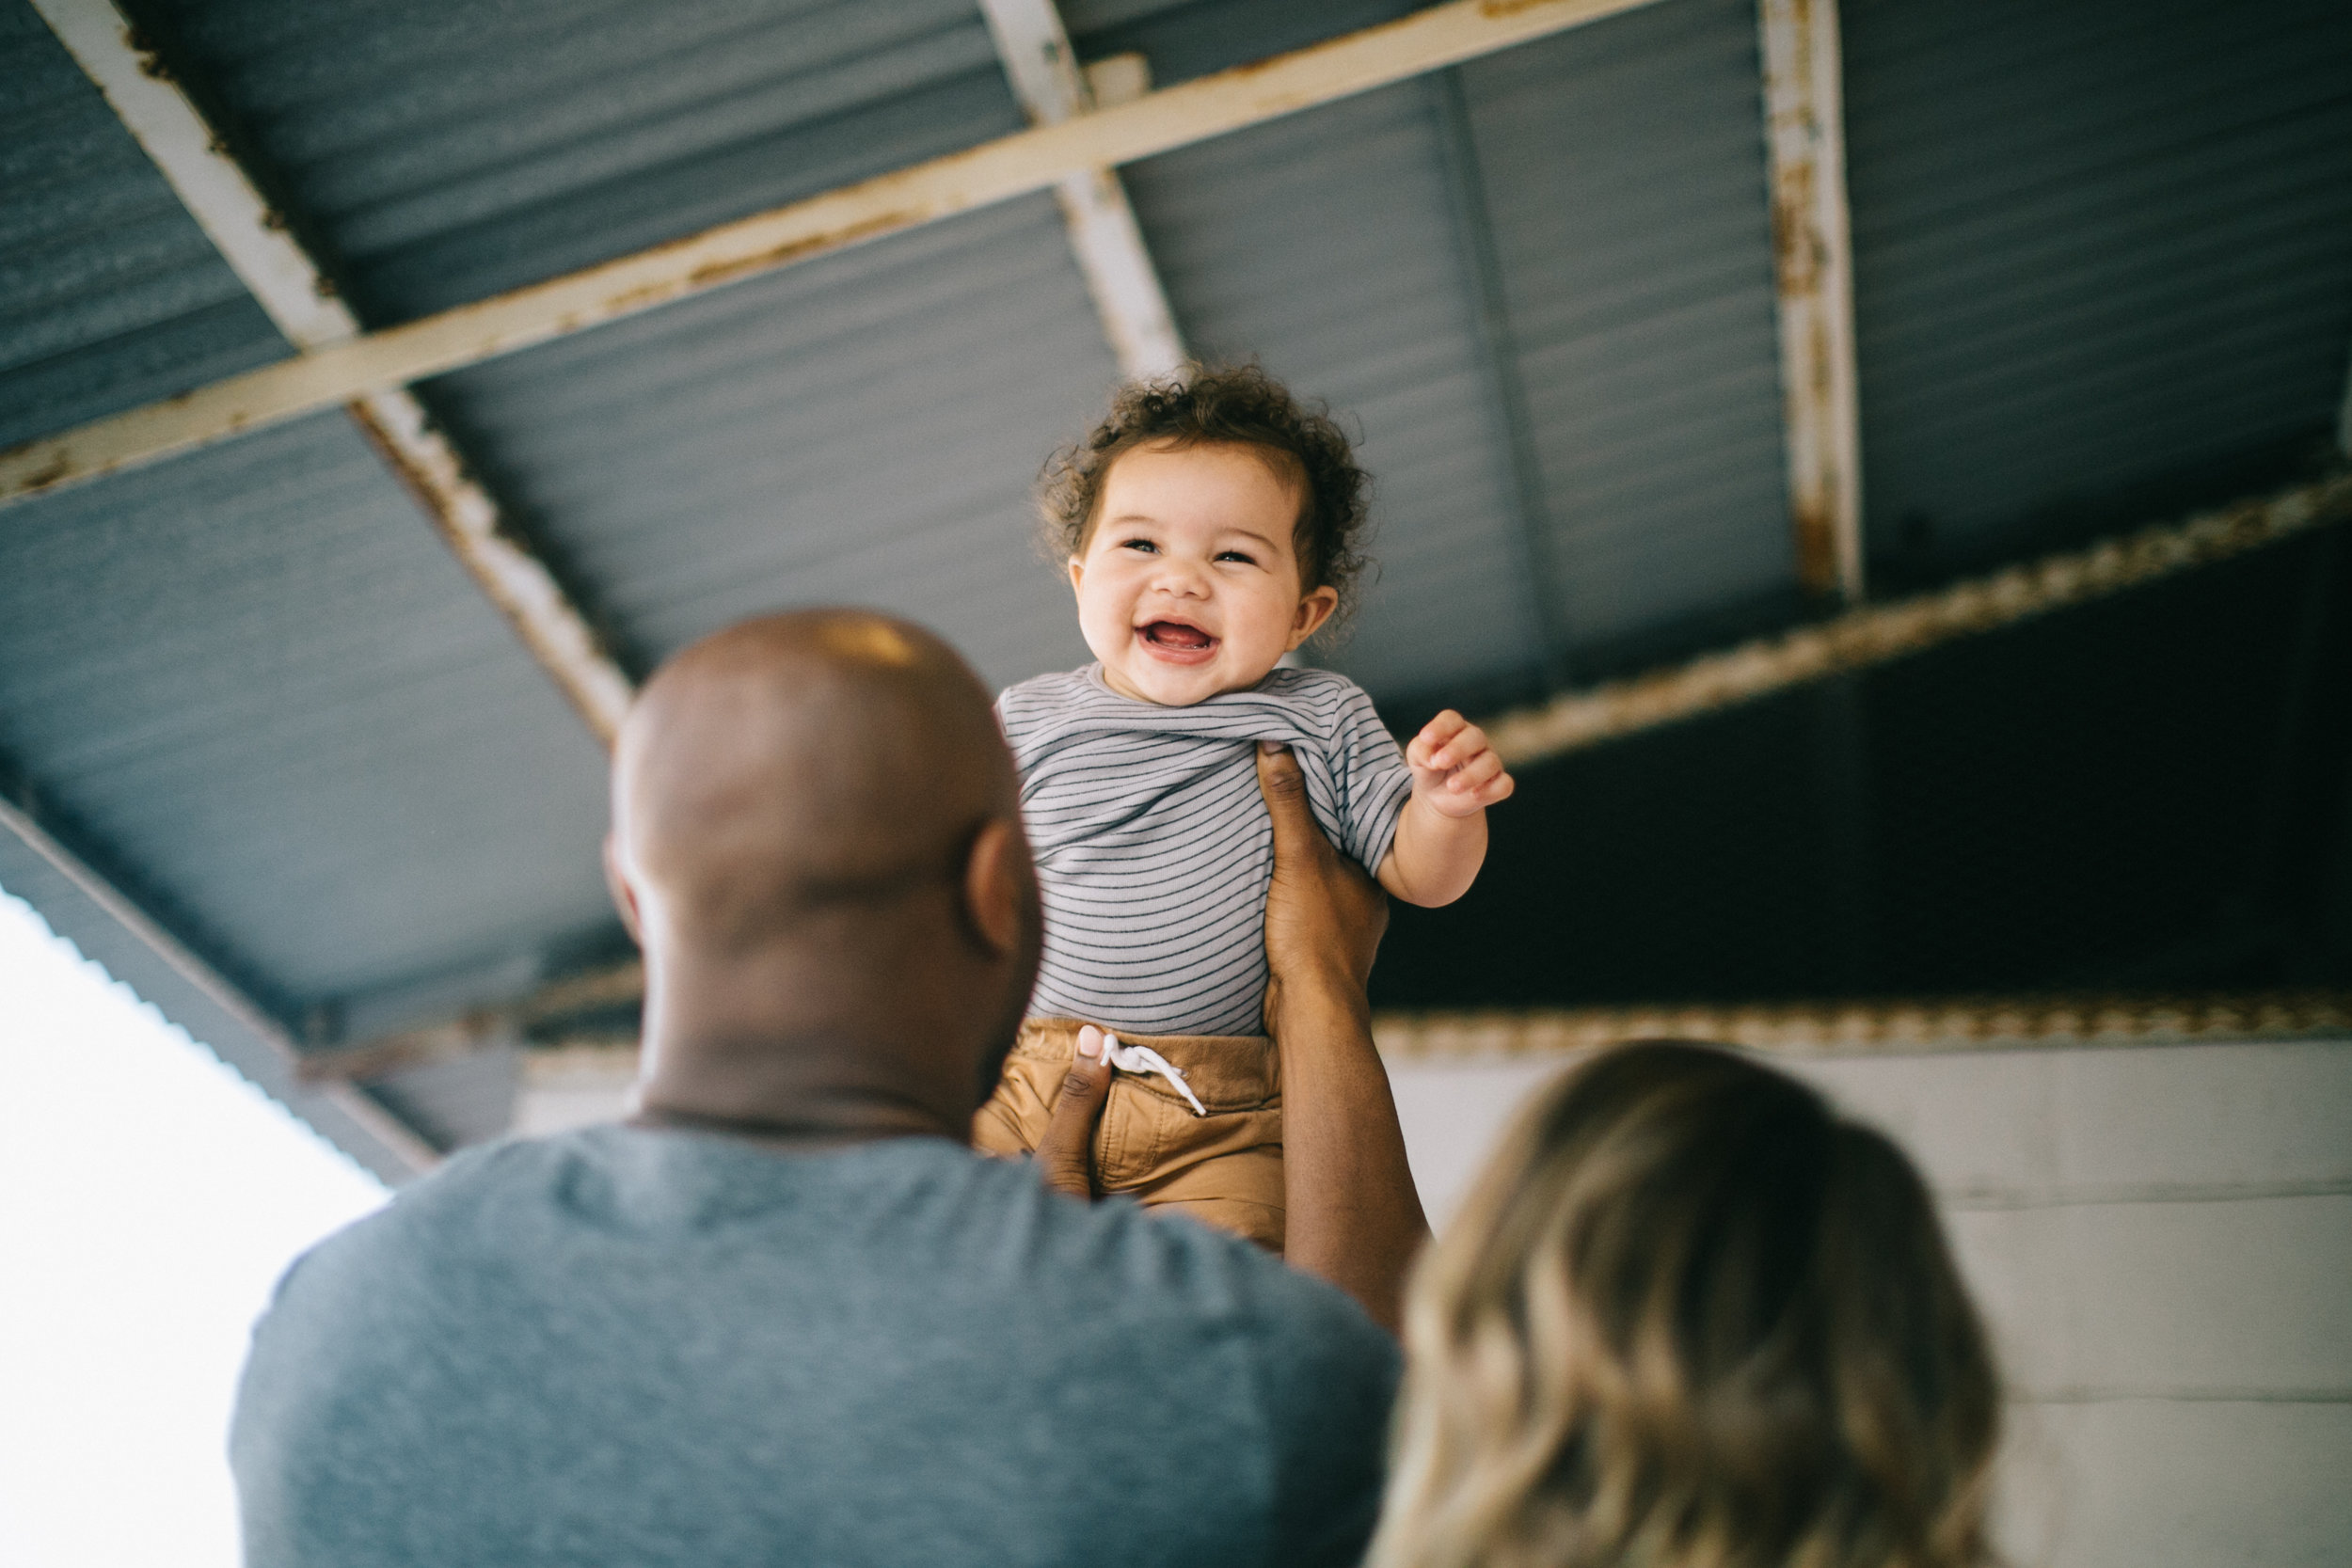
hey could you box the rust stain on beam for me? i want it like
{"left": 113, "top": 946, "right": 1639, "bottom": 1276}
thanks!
{"left": 294, "top": 1011, "right": 507, "bottom": 1085}
{"left": 1759, "top": 0, "right": 1863, "bottom": 602}
{"left": 1483, "top": 472, "right": 2352, "bottom": 767}
{"left": 303, "top": 958, "right": 646, "bottom": 1083}
{"left": 0, "top": 0, "right": 1661, "bottom": 505}
{"left": 345, "top": 392, "right": 633, "bottom": 746}
{"left": 1374, "top": 991, "right": 2352, "bottom": 1061}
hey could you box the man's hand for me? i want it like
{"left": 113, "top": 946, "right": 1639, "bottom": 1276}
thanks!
{"left": 1405, "top": 709, "right": 1514, "bottom": 818}
{"left": 1032, "top": 1024, "right": 1113, "bottom": 1200}
{"left": 1259, "top": 741, "right": 1388, "bottom": 1007}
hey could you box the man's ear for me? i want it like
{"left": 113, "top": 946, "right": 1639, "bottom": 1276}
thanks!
{"left": 1287, "top": 585, "right": 1340, "bottom": 650}
{"left": 603, "top": 836, "right": 644, "bottom": 946}
{"left": 961, "top": 816, "right": 1026, "bottom": 958}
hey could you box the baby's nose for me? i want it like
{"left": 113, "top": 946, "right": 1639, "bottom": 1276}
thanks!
{"left": 1152, "top": 558, "right": 1211, "bottom": 594}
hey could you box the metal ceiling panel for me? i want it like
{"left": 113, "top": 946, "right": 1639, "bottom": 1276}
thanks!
{"left": 1843, "top": 0, "right": 2352, "bottom": 579}
{"left": 0, "top": 2, "right": 289, "bottom": 449}
{"left": 1459, "top": 0, "right": 1797, "bottom": 666}
{"left": 147, "top": 0, "right": 1020, "bottom": 324}
{"left": 421, "top": 195, "right": 1113, "bottom": 690}
{"left": 1120, "top": 75, "right": 1548, "bottom": 698}
{"left": 0, "top": 413, "right": 615, "bottom": 1013}
{"left": 1063, "top": 0, "right": 1420, "bottom": 88}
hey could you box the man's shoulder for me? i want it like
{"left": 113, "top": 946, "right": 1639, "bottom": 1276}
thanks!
{"left": 285, "top": 1127, "right": 1367, "bottom": 1338}
{"left": 266, "top": 1132, "right": 581, "bottom": 1291}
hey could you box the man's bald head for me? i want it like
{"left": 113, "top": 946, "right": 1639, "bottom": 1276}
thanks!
{"left": 613, "top": 611, "right": 1016, "bottom": 952}
{"left": 609, "top": 610, "right": 1038, "bottom": 1139}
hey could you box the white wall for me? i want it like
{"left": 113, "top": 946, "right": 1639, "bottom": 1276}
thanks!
{"left": 1387, "top": 1040, "right": 2352, "bottom": 1568}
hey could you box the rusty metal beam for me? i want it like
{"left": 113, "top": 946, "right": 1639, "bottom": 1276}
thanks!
{"left": 0, "top": 784, "right": 440, "bottom": 1179}
{"left": 0, "top": 0, "right": 1661, "bottom": 505}
{"left": 1758, "top": 0, "right": 1864, "bottom": 602}
{"left": 978, "top": 0, "right": 1185, "bottom": 380}
{"left": 1485, "top": 471, "right": 2352, "bottom": 768}
{"left": 1373, "top": 991, "right": 2352, "bottom": 1061}
{"left": 328, "top": 988, "right": 2352, "bottom": 1089}
{"left": 299, "top": 957, "right": 644, "bottom": 1083}
{"left": 29, "top": 0, "right": 635, "bottom": 745}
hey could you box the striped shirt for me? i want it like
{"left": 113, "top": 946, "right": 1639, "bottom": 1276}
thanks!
{"left": 998, "top": 664, "right": 1414, "bottom": 1037}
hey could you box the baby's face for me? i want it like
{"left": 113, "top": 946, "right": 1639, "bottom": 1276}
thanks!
{"left": 1070, "top": 441, "right": 1338, "bottom": 706}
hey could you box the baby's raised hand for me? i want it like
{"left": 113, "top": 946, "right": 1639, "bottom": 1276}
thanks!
{"left": 1406, "top": 710, "right": 1515, "bottom": 818}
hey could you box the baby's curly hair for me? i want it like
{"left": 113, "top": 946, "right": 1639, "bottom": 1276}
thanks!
{"left": 1040, "top": 363, "right": 1374, "bottom": 635}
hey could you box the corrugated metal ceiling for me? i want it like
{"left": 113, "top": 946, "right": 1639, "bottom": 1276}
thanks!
{"left": 0, "top": 5, "right": 287, "bottom": 445}
{"left": 0, "top": 414, "right": 615, "bottom": 1006}
{"left": 156, "top": 0, "right": 1016, "bottom": 324}
{"left": 3, "top": 0, "right": 2347, "bottom": 1164}
{"left": 1844, "top": 0, "right": 2352, "bottom": 583}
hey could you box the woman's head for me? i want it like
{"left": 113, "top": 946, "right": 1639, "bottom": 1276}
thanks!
{"left": 1372, "top": 1041, "right": 1999, "bottom": 1568}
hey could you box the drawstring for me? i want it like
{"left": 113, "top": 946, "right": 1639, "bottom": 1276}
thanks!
{"left": 1100, "top": 1033, "right": 1207, "bottom": 1117}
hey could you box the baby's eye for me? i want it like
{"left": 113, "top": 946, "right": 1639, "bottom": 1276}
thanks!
{"left": 1215, "top": 549, "right": 1257, "bottom": 565}
{"left": 1120, "top": 537, "right": 1158, "bottom": 554}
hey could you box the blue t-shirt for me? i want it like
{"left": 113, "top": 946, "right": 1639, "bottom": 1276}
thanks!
{"left": 231, "top": 1126, "right": 1399, "bottom": 1567}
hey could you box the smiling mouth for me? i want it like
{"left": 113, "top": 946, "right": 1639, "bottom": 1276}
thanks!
{"left": 1137, "top": 620, "right": 1217, "bottom": 661}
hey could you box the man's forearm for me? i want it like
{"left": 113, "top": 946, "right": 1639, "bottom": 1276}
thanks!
{"left": 1274, "top": 968, "right": 1428, "bottom": 1335}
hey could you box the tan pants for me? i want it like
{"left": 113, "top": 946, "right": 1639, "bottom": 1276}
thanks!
{"left": 974, "top": 1018, "right": 1284, "bottom": 1252}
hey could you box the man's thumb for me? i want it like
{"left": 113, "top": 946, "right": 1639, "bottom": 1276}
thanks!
{"left": 1034, "top": 1026, "right": 1112, "bottom": 1199}
{"left": 1255, "top": 740, "right": 1311, "bottom": 817}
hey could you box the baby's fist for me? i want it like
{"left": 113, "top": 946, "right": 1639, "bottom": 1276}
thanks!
{"left": 1406, "top": 710, "right": 1515, "bottom": 818}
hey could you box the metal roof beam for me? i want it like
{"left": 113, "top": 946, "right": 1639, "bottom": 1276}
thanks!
{"left": 1758, "top": 0, "right": 1865, "bottom": 603}
{"left": 1373, "top": 992, "right": 2352, "bottom": 1061}
{"left": 0, "top": 777, "right": 440, "bottom": 1182}
{"left": 0, "top": 0, "right": 1662, "bottom": 505}
{"left": 977, "top": 0, "right": 1185, "bottom": 381}
{"left": 1483, "top": 471, "right": 2352, "bottom": 768}
{"left": 27, "top": 0, "right": 635, "bottom": 745}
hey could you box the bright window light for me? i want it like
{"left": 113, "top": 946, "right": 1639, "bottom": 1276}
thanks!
{"left": 0, "top": 884, "right": 389, "bottom": 1568}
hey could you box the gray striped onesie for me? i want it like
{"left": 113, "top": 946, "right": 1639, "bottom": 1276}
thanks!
{"left": 997, "top": 664, "right": 1414, "bottom": 1037}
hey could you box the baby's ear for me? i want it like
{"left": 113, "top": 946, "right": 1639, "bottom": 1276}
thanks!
{"left": 1067, "top": 556, "right": 1086, "bottom": 595}
{"left": 1287, "top": 585, "right": 1340, "bottom": 649}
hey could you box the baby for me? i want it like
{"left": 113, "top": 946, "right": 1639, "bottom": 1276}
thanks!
{"left": 973, "top": 366, "right": 1513, "bottom": 1250}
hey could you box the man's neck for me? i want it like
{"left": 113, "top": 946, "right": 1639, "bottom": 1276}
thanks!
{"left": 631, "top": 1023, "right": 969, "bottom": 1151}
{"left": 626, "top": 1099, "right": 949, "bottom": 1155}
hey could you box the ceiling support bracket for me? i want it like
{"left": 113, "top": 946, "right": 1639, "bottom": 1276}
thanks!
{"left": 977, "top": 0, "right": 1186, "bottom": 381}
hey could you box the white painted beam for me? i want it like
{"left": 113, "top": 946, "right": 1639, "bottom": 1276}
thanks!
{"left": 0, "top": 0, "right": 1662, "bottom": 505}
{"left": 30, "top": 0, "right": 637, "bottom": 743}
{"left": 977, "top": 0, "right": 1184, "bottom": 380}
{"left": 1482, "top": 472, "right": 2352, "bottom": 768}
{"left": 1758, "top": 0, "right": 1865, "bottom": 602}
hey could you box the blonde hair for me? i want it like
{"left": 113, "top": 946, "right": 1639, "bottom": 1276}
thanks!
{"left": 1369, "top": 1041, "right": 2000, "bottom": 1568}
